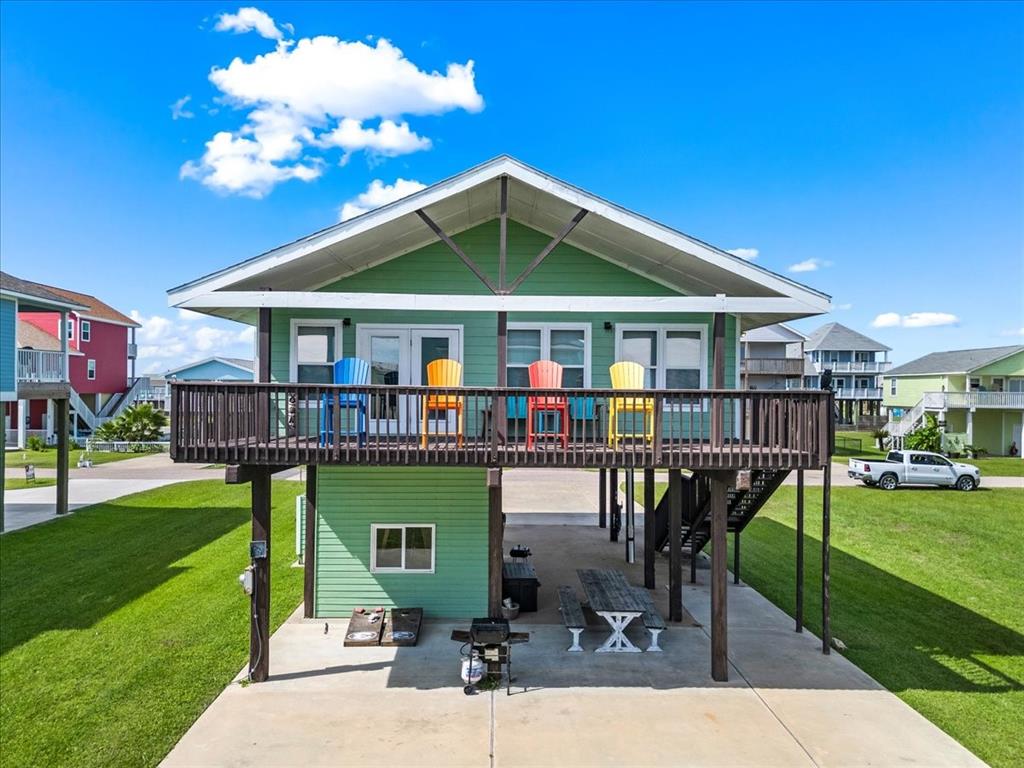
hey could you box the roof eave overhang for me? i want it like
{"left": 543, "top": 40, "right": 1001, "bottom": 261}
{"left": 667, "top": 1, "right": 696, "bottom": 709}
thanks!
{"left": 167, "top": 156, "right": 830, "bottom": 314}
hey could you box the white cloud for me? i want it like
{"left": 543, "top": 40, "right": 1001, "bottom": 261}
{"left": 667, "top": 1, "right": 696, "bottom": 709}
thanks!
{"left": 214, "top": 7, "right": 284, "bottom": 40}
{"left": 171, "top": 95, "right": 194, "bottom": 120}
{"left": 321, "top": 118, "right": 431, "bottom": 159}
{"left": 1000, "top": 327, "right": 1024, "bottom": 337}
{"left": 339, "top": 178, "right": 426, "bottom": 221}
{"left": 871, "top": 311, "right": 959, "bottom": 329}
{"left": 787, "top": 258, "right": 831, "bottom": 273}
{"left": 183, "top": 19, "right": 483, "bottom": 197}
{"left": 727, "top": 248, "right": 759, "bottom": 261}
{"left": 130, "top": 310, "right": 255, "bottom": 372}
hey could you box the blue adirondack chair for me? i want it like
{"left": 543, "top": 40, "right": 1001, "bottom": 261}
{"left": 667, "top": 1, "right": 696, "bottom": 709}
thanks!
{"left": 320, "top": 358, "right": 370, "bottom": 447}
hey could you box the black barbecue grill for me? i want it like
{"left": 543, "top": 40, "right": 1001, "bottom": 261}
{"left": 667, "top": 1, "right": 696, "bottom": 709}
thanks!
{"left": 452, "top": 617, "right": 529, "bottom": 696}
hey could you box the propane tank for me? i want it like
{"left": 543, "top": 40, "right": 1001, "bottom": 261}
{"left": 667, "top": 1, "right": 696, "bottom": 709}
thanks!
{"left": 461, "top": 651, "right": 484, "bottom": 685}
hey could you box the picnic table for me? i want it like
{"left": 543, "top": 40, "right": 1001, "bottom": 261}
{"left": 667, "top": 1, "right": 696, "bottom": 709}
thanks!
{"left": 576, "top": 568, "right": 648, "bottom": 653}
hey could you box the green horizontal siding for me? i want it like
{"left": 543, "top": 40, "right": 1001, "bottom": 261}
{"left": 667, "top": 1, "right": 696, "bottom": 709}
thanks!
{"left": 315, "top": 466, "right": 488, "bottom": 618}
{"left": 0, "top": 297, "right": 15, "bottom": 395}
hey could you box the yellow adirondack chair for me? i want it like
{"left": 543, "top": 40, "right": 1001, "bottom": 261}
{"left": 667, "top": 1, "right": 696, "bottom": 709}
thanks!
{"left": 421, "top": 358, "right": 464, "bottom": 447}
{"left": 608, "top": 361, "right": 655, "bottom": 447}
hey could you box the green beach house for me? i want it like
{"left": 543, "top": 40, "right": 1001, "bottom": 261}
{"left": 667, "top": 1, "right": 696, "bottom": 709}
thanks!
{"left": 165, "top": 156, "right": 836, "bottom": 681}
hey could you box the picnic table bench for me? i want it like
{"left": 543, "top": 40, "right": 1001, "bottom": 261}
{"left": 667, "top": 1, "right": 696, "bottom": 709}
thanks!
{"left": 557, "top": 585, "right": 586, "bottom": 652}
{"left": 629, "top": 587, "right": 666, "bottom": 652}
{"left": 577, "top": 568, "right": 650, "bottom": 653}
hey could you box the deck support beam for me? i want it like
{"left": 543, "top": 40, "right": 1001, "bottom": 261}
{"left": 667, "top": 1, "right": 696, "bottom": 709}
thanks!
{"left": 488, "top": 468, "right": 503, "bottom": 617}
{"left": 303, "top": 465, "right": 317, "bottom": 619}
{"left": 643, "top": 467, "right": 656, "bottom": 589}
{"left": 250, "top": 468, "right": 272, "bottom": 682}
{"left": 416, "top": 209, "right": 499, "bottom": 294}
{"left": 733, "top": 529, "right": 740, "bottom": 585}
{"left": 624, "top": 469, "right": 636, "bottom": 563}
{"left": 822, "top": 462, "right": 831, "bottom": 654}
{"left": 711, "top": 312, "right": 726, "bottom": 445}
{"left": 668, "top": 469, "right": 683, "bottom": 622}
{"left": 709, "top": 470, "right": 735, "bottom": 681}
{"left": 506, "top": 208, "right": 588, "bottom": 294}
{"left": 55, "top": 397, "right": 69, "bottom": 516}
{"left": 598, "top": 468, "right": 607, "bottom": 528}
{"left": 609, "top": 468, "right": 619, "bottom": 542}
{"left": 495, "top": 312, "right": 507, "bottom": 445}
{"left": 796, "top": 469, "right": 804, "bottom": 632}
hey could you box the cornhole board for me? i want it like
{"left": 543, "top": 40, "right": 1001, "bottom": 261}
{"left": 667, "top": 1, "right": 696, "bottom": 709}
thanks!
{"left": 344, "top": 608, "right": 385, "bottom": 647}
{"left": 382, "top": 607, "right": 423, "bottom": 647}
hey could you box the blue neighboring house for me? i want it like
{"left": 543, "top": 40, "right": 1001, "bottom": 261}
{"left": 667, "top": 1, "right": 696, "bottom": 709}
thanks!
{"left": 164, "top": 357, "right": 254, "bottom": 383}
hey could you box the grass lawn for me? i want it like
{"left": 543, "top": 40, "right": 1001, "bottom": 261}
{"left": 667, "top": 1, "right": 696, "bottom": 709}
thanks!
{"left": 4, "top": 477, "right": 57, "bottom": 491}
{"left": 3, "top": 448, "right": 155, "bottom": 470}
{"left": 639, "top": 481, "right": 1024, "bottom": 767}
{"left": 0, "top": 480, "right": 303, "bottom": 768}
{"left": 970, "top": 457, "right": 1024, "bottom": 477}
{"left": 833, "top": 430, "right": 886, "bottom": 459}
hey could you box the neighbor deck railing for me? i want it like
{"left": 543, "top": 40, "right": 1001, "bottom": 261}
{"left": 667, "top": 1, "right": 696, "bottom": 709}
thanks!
{"left": 16, "top": 349, "right": 65, "bottom": 383}
{"left": 169, "top": 382, "right": 833, "bottom": 470}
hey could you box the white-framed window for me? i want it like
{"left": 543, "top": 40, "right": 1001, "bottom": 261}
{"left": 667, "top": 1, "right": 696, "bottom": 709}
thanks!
{"left": 66, "top": 318, "right": 75, "bottom": 341}
{"left": 890, "top": 378, "right": 897, "bottom": 395}
{"left": 506, "top": 323, "right": 590, "bottom": 387}
{"left": 80, "top": 320, "right": 91, "bottom": 342}
{"left": 289, "top": 319, "right": 343, "bottom": 383}
{"left": 370, "top": 524, "right": 435, "bottom": 573}
{"left": 614, "top": 324, "right": 707, "bottom": 390}
{"left": 87, "top": 359, "right": 96, "bottom": 380}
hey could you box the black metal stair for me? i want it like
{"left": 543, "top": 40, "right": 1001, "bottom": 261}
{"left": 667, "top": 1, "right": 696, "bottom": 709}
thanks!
{"left": 654, "top": 469, "right": 790, "bottom": 557}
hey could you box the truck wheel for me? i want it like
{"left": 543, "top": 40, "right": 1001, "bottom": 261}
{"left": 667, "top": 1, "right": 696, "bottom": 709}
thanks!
{"left": 878, "top": 473, "right": 898, "bottom": 491}
{"left": 955, "top": 475, "right": 976, "bottom": 492}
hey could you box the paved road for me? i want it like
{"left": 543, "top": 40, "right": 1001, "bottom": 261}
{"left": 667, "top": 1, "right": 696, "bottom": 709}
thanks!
{"left": 2, "top": 454, "right": 224, "bottom": 533}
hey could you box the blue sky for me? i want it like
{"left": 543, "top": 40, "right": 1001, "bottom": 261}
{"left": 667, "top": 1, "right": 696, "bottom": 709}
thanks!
{"left": 2, "top": 1, "right": 1022, "bottom": 371}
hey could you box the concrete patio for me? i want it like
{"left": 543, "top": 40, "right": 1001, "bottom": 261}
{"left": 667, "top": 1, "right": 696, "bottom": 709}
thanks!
{"left": 163, "top": 521, "right": 984, "bottom": 767}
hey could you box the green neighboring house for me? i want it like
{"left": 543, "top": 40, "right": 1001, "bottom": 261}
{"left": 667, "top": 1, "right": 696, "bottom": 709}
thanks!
{"left": 882, "top": 345, "right": 1024, "bottom": 456}
{"left": 165, "top": 156, "right": 837, "bottom": 682}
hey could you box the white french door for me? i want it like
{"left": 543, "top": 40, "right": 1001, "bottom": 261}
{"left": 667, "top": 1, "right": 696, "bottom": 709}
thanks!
{"left": 356, "top": 325, "right": 462, "bottom": 435}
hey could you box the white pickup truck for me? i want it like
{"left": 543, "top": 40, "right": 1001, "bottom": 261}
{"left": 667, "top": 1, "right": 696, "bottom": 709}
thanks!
{"left": 848, "top": 450, "right": 981, "bottom": 491}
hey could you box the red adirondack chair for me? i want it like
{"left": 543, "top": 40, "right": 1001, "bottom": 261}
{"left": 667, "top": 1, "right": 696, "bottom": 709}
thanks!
{"left": 527, "top": 360, "right": 569, "bottom": 449}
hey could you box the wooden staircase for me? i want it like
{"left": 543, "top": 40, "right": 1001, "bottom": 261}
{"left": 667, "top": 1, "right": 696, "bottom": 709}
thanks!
{"left": 654, "top": 469, "right": 790, "bottom": 557}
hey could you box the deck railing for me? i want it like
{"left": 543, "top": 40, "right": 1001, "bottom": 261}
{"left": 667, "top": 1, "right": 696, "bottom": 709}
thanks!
{"left": 170, "top": 382, "right": 833, "bottom": 470}
{"left": 17, "top": 349, "right": 65, "bottom": 382}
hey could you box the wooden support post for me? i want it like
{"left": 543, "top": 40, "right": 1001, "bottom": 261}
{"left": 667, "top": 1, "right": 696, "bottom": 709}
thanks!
{"left": 498, "top": 175, "right": 508, "bottom": 291}
{"left": 710, "top": 472, "right": 733, "bottom": 682}
{"left": 303, "top": 466, "right": 317, "bottom": 619}
{"left": 689, "top": 476, "right": 699, "bottom": 584}
{"left": 712, "top": 312, "right": 726, "bottom": 446}
{"left": 495, "top": 311, "right": 508, "bottom": 447}
{"left": 643, "top": 467, "right": 656, "bottom": 589}
{"left": 55, "top": 398, "right": 69, "bottom": 516}
{"left": 796, "top": 469, "right": 804, "bottom": 633}
{"left": 609, "top": 467, "right": 619, "bottom": 542}
{"left": 598, "top": 468, "right": 607, "bottom": 528}
{"left": 488, "top": 468, "right": 503, "bottom": 617}
{"left": 625, "top": 469, "right": 635, "bottom": 563}
{"left": 250, "top": 468, "right": 272, "bottom": 682}
{"left": 822, "top": 462, "right": 831, "bottom": 654}
{"left": 0, "top": 430, "right": 5, "bottom": 532}
{"left": 668, "top": 469, "right": 683, "bottom": 622}
{"left": 257, "top": 306, "right": 272, "bottom": 446}
{"left": 733, "top": 530, "right": 740, "bottom": 585}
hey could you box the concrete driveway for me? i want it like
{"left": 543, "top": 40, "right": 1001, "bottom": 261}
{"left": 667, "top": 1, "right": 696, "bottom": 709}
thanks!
{"left": 163, "top": 522, "right": 983, "bottom": 768}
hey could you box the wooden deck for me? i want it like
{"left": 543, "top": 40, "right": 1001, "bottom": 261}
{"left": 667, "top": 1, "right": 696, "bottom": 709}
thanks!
{"left": 170, "top": 382, "right": 833, "bottom": 470}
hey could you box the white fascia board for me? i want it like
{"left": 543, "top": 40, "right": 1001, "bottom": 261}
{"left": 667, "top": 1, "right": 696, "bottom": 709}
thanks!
{"left": 167, "top": 156, "right": 830, "bottom": 309}
{"left": 167, "top": 159, "right": 517, "bottom": 306}
{"left": 179, "top": 290, "right": 828, "bottom": 316}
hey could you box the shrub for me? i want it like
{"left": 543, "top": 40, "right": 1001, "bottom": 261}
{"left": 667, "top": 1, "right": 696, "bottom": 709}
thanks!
{"left": 26, "top": 435, "right": 47, "bottom": 452}
{"left": 905, "top": 413, "right": 943, "bottom": 453}
{"left": 872, "top": 428, "right": 889, "bottom": 450}
{"left": 94, "top": 404, "right": 169, "bottom": 443}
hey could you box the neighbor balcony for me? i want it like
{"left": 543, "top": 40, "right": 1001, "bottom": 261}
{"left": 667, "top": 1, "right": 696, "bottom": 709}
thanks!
{"left": 169, "top": 382, "right": 833, "bottom": 471}
{"left": 813, "top": 361, "right": 890, "bottom": 374}
{"left": 740, "top": 358, "right": 805, "bottom": 376}
{"left": 834, "top": 387, "right": 882, "bottom": 400}
{"left": 924, "top": 391, "right": 1024, "bottom": 410}
{"left": 16, "top": 349, "right": 70, "bottom": 399}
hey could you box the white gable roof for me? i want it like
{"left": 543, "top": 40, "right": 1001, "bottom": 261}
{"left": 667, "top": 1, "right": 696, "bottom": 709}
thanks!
{"left": 741, "top": 323, "right": 808, "bottom": 344}
{"left": 168, "top": 156, "right": 830, "bottom": 328}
